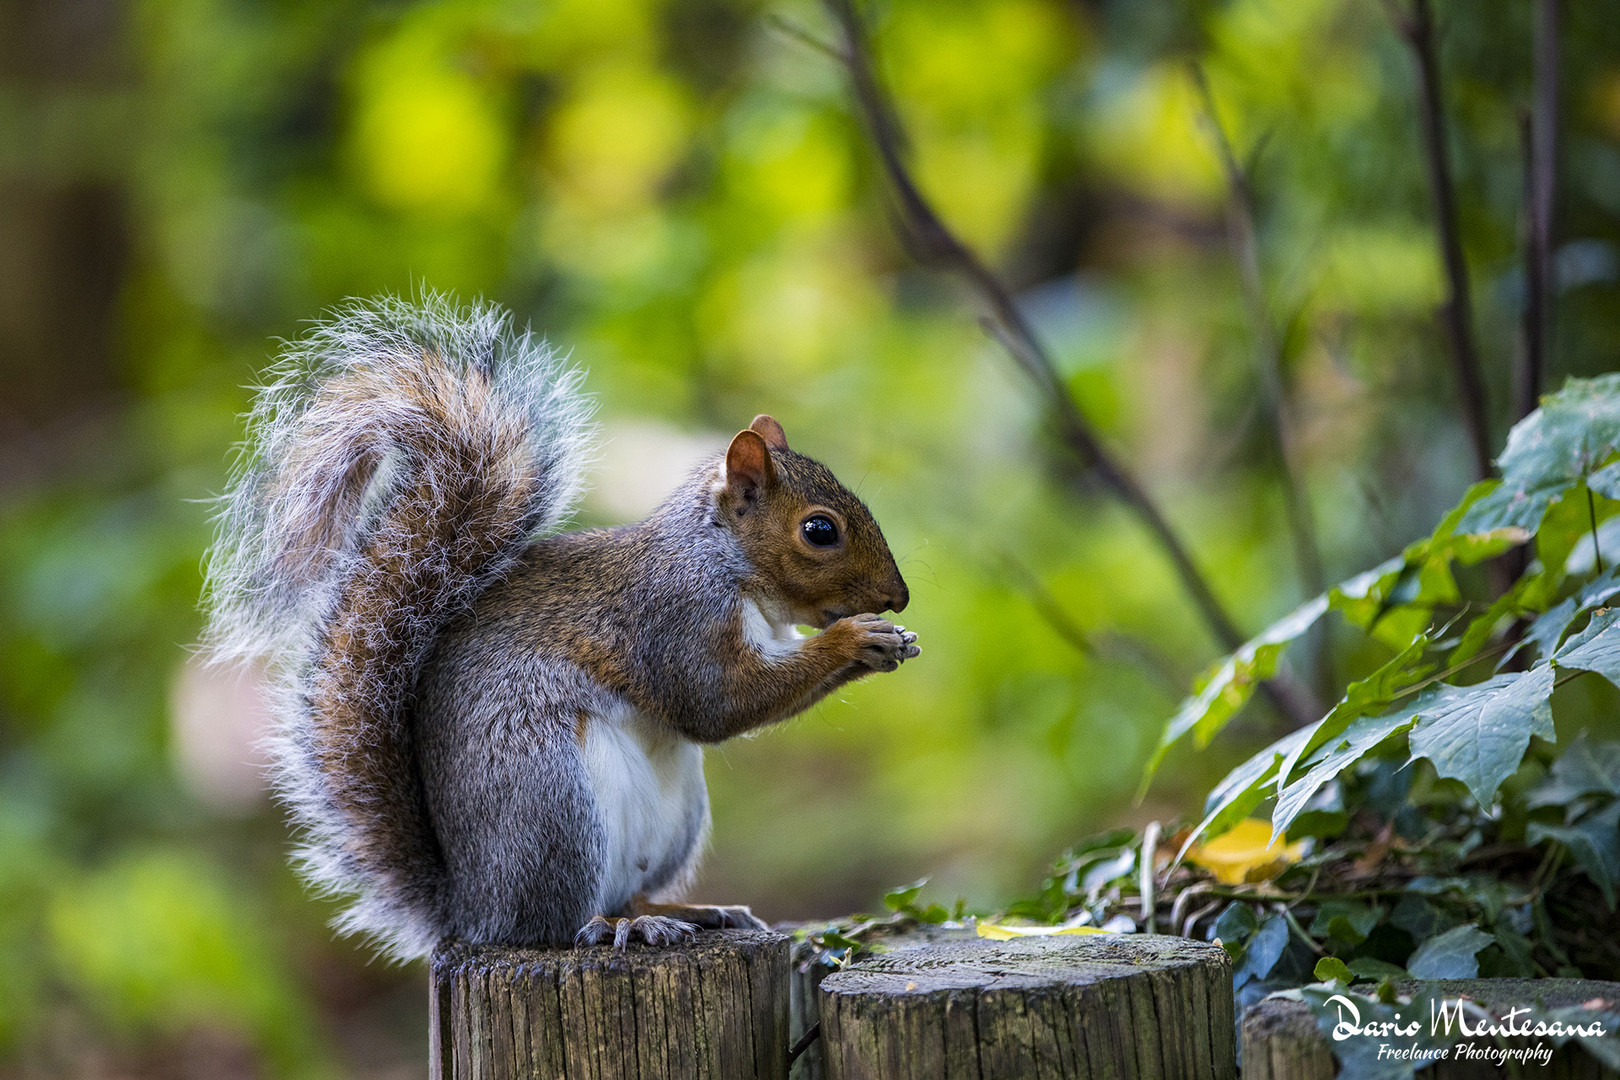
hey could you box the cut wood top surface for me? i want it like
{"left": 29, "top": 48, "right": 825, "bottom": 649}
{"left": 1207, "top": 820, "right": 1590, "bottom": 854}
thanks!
{"left": 819, "top": 930, "right": 1228, "bottom": 994}
{"left": 432, "top": 928, "right": 787, "bottom": 971}
{"left": 814, "top": 931, "right": 1237, "bottom": 1080}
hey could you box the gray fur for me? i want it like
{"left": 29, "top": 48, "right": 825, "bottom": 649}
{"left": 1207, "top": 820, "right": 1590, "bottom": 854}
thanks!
{"left": 202, "top": 293, "right": 594, "bottom": 960}
{"left": 415, "top": 466, "right": 747, "bottom": 943}
{"left": 202, "top": 295, "right": 912, "bottom": 961}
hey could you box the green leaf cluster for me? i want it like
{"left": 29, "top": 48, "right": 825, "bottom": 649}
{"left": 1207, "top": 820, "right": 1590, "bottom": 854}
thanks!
{"left": 1153, "top": 377, "right": 1620, "bottom": 902}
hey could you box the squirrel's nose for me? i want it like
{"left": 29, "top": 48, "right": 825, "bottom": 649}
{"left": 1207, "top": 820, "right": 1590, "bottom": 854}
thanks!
{"left": 885, "top": 576, "right": 910, "bottom": 614}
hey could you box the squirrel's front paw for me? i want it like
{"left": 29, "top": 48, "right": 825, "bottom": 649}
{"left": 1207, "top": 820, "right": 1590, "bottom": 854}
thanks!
{"left": 839, "top": 612, "right": 921, "bottom": 673}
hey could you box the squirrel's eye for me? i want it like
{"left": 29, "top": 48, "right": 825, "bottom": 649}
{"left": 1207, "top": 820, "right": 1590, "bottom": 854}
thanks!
{"left": 801, "top": 515, "right": 839, "bottom": 547}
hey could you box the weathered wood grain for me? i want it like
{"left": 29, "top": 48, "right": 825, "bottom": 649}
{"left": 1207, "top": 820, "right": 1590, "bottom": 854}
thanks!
{"left": 815, "top": 930, "right": 1235, "bottom": 1080}
{"left": 786, "top": 922, "right": 980, "bottom": 1079}
{"left": 429, "top": 930, "right": 791, "bottom": 1080}
{"left": 1241, "top": 978, "right": 1620, "bottom": 1080}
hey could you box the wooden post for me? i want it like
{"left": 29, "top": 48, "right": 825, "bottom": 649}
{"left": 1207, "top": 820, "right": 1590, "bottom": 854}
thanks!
{"left": 1238, "top": 991, "right": 1335, "bottom": 1080}
{"left": 429, "top": 930, "right": 791, "bottom": 1080}
{"left": 815, "top": 930, "right": 1235, "bottom": 1080}
{"left": 1241, "top": 978, "right": 1620, "bottom": 1080}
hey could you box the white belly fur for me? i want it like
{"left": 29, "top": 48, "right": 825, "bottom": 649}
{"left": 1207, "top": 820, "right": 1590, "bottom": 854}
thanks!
{"left": 580, "top": 702, "right": 708, "bottom": 913}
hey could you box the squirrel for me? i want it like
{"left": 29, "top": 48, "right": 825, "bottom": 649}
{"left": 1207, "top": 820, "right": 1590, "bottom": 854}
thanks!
{"left": 203, "top": 294, "right": 919, "bottom": 960}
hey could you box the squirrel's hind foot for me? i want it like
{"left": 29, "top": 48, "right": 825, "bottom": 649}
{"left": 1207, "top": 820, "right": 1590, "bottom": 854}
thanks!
{"left": 631, "top": 901, "right": 769, "bottom": 931}
{"left": 573, "top": 914, "right": 699, "bottom": 950}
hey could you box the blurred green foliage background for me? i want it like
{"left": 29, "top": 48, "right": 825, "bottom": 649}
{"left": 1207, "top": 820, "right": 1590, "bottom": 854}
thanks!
{"left": 3, "top": 0, "right": 1618, "bottom": 1074}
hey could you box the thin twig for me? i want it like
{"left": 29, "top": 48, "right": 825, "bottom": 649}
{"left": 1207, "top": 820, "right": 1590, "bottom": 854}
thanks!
{"left": 1587, "top": 487, "right": 1604, "bottom": 575}
{"left": 1140, "top": 821, "right": 1161, "bottom": 934}
{"left": 1181, "top": 898, "right": 1224, "bottom": 939}
{"left": 1199, "top": 883, "right": 1413, "bottom": 902}
{"left": 1189, "top": 65, "right": 1326, "bottom": 603}
{"left": 1169, "top": 880, "right": 1212, "bottom": 934}
{"left": 1389, "top": 0, "right": 1494, "bottom": 481}
{"left": 766, "top": 14, "right": 847, "bottom": 65}
{"left": 818, "top": 0, "right": 1323, "bottom": 726}
{"left": 1277, "top": 904, "right": 1327, "bottom": 956}
{"left": 787, "top": 1022, "right": 822, "bottom": 1065}
{"left": 1288, "top": 867, "right": 1323, "bottom": 912}
{"left": 1516, "top": 0, "right": 1559, "bottom": 422}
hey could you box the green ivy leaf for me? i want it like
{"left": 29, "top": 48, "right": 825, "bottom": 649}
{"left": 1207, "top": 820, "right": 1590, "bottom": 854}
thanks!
{"left": 1335, "top": 556, "right": 1458, "bottom": 649}
{"left": 1447, "top": 588, "right": 1526, "bottom": 668}
{"left": 1275, "top": 634, "right": 1432, "bottom": 798}
{"left": 1273, "top": 703, "right": 1424, "bottom": 840}
{"left": 1406, "top": 666, "right": 1557, "bottom": 809}
{"left": 1553, "top": 607, "right": 1620, "bottom": 689}
{"left": 882, "top": 878, "right": 927, "bottom": 912}
{"left": 1212, "top": 901, "right": 1258, "bottom": 954}
{"left": 1528, "top": 802, "right": 1620, "bottom": 910}
{"left": 1527, "top": 732, "right": 1620, "bottom": 807}
{"left": 1434, "top": 481, "right": 1532, "bottom": 563}
{"left": 1521, "top": 568, "right": 1620, "bottom": 662}
{"left": 1590, "top": 458, "right": 1620, "bottom": 501}
{"left": 1309, "top": 900, "right": 1380, "bottom": 945}
{"left": 1329, "top": 554, "right": 1407, "bottom": 632}
{"left": 1328, "top": 488, "right": 1519, "bottom": 647}
{"left": 1536, "top": 483, "right": 1604, "bottom": 585}
{"left": 1405, "top": 923, "right": 1493, "bottom": 979}
{"left": 1346, "top": 957, "right": 1408, "bottom": 980}
{"left": 1313, "top": 956, "right": 1353, "bottom": 984}
{"left": 814, "top": 930, "right": 867, "bottom": 953}
{"left": 1143, "top": 596, "right": 1328, "bottom": 786}
{"left": 1177, "top": 723, "right": 1317, "bottom": 864}
{"left": 1152, "top": 473, "right": 1540, "bottom": 800}
{"left": 1001, "top": 883, "right": 1068, "bottom": 924}
{"left": 1286, "top": 808, "right": 1349, "bottom": 838}
{"left": 1389, "top": 895, "right": 1461, "bottom": 941}
{"left": 1234, "top": 914, "right": 1289, "bottom": 986}
{"left": 1489, "top": 926, "right": 1538, "bottom": 977}
{"left": 1459, "top": 374, "right": 1620, "bottom": 534}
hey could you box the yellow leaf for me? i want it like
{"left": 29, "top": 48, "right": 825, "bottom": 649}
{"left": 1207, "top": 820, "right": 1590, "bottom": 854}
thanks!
{"left": 975, "top": 922, "right": 1111, "bottom": 941}
{"left": 1186, "top": 818, "right": 1306, "bottom": 885}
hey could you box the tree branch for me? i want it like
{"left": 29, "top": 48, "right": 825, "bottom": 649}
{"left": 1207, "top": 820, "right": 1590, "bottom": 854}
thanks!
{"left": 818, "top": 0, "right": 1322, "bottom": 727}
{"left": 1516, "top": 0, "right": 1559, "bottom": 423}
{"left": 1190, "top": 65, "right": 1325, "bottom": 603}
{"left": 1390, "top": 0, "right": 1494, "bottom": 481}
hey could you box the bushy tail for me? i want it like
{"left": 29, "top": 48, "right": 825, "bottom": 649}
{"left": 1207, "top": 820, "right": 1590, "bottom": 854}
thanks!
{"left": 204, "top": 293, "right": 593, "bottom": 960}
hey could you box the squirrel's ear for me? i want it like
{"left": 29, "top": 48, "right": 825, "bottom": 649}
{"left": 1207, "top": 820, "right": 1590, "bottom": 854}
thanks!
{"left": 749, "top": 414, "right": 789, "bottom": 451}
{"left": 724, "top": 428, "right": 777, "bottom": 505}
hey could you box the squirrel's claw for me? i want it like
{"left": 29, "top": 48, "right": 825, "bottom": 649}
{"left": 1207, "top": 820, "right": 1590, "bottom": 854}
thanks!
{"left": 684, "top": 904, "right": 769, "bottom": 931}
{"left": 716, "top": 905, "right": 771, "bottom": 931}
{"left": 574, "top": 914, "right": 700, "bottom": 950}
{"left": 626, "top": 900, "right": 769, "bottom": 931}
{"left": 844, "top": 613, "right": 921, "bottom": 671}
{"left": 574, "top": 915, "right": 615, "bottom": 948}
